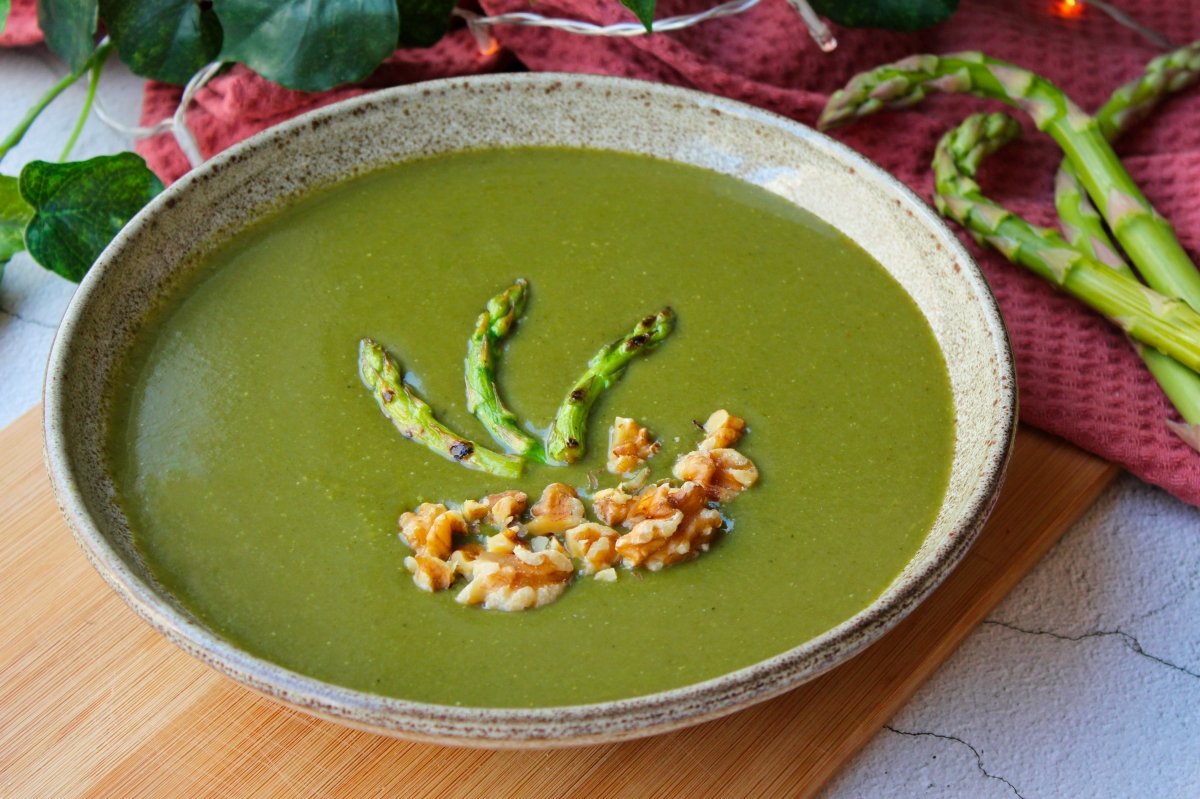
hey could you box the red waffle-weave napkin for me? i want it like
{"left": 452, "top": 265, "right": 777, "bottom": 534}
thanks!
{"left": 8, "top": 0, "right": 1200, "bottom": 503}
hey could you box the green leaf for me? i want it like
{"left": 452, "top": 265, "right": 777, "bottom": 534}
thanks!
{"left": 214, "top": 0, "right": 400, "bottom": 91}
{"left": 0, "top": 176, "right": 33, "bottom": 284}
{"left": 809, "top": 0, "right": 958, "bottom": 31}
{"left": 100, "top": 0, "right": 223, "bottom": 85}
{"left": 19, "top": 154, "right": 163, "bottom": 283}
{"left": 0, "top": 0, "right": 12, "bottom": 38}
{"left": 396, "top": 0, "right": 456, "bottom": 47}
{"left": 38, "top": 0, "right": 99, "bottom": 70}
{"left": 621, "top": 0, "right": 655, "bottom": 32}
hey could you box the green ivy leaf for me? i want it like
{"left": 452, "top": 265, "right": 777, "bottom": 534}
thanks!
{"left": 809, "top": 0, "right": 958, "bottom": 32}
{"left": 620, "top": 0, "right": 655, "bottom": 33}
{"left": 396, "top": 0, "right": 456, "bottom": 47}
{"left": 38, "top": 0, "right": 99, "bottom": 70}
{"left": 215, "top": 0, "right": 400, "bottom": 91}
{"left": 19, "top": 154, "right": 163, "bottom": 283}
{"left": 100, "top": 0, "right": 223, "bottom": 85}
{"left": 0, "top": 176, "right": 33, "bottom": 284}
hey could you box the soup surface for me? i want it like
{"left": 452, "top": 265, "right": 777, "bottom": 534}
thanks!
{"left": 109, "top": 147, "right": 954, "bottom": 708}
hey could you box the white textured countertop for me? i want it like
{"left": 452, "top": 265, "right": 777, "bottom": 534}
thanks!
{"left": 3, "top": 46, "right": 1198, "bottom": 798}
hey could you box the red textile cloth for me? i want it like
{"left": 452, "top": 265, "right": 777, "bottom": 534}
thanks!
{"left": 17, "top": 0, "right": 1200, "bottom": 501}
{"left": 0, "top": 0, "right": 42, "bottom": 46}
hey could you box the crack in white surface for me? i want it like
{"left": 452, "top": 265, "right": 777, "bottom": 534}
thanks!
{"left": 884, "top": 725, "right": 1026, "bottom": 798}
{"left": 0, "top": 304, "right": 57, "bottom": 331}
{"left": 984, "top": 619, "right": 1200, "bottom": 681}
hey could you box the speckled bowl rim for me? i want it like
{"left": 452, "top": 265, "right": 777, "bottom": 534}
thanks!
{"left": 44, "top": 73, "right": 1016, "bottom": 748}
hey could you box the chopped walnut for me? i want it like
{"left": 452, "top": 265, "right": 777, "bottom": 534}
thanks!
{"left": 461, "top": 499, "right": 489, "bottom": 523}
{"left": 485, "top": 490, "right": 528, "bottom": 528}
{"left": 461, "top": 491, "right": 528, "bottom": 528}
{"left": 486, "top": 527, "right": 520, "bottom": 554}
{"left": 619, "top": 467, "right": 651, "bottom": 493}
{"left": 594, "top": 567, "right": 617, "bottom": 582}
{"left": 699, "top": 409, "right": 746, "bottom": 451}
{"left": 606, "top": 417, "right": 661, "bottom": 475}
{"left": 616, "top": 481, "right": 723, "bottom": 571}
{"left": 398, "top": 503, "right": 466, "bottom": 560}
{"left": 455, "top": 544, "right": 575, "bottom": 611}
{"left": 447, "top": 543, "right": 484, "bottom": 579}
{"left": 564, "top": 522, "right": 621, "bottom": 575}
{"left": 525, "top": 482, "right": 585, "bottom": 535}
{"left": 592, "top": 484, "right": 637, "bottom": 527}
{"left": 672, "top": 447, "right": 759, "bottom": 503}
{"left": 404, "top": 554, "right": 455, "bottom": 592}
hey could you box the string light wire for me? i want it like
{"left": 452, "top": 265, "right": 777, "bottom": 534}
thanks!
{"left": 95, "top": 0, "right": 1173, "bottom": 168}
{"left": 455, "top": 0, "right": 835, "bottom": 53}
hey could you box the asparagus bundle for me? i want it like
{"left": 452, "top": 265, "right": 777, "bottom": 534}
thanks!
{"left": 464, "top": 279, "right": 547, "bottom": 461}
{"left": 1052, "top": 42, "right": 1200, "bottom": 438}
{"left": 819, "top": 52, "right": 1200, "bottom": 307}
{"left": 359, "top": 338, "right": 523, "bottom": 478}
{"left": 932, "top": 113, "right": 1200, "bottom": 372}
{"left": 822, "top": 50, "right": 1200, "bottom": 442}
{"left": 546, "top": 308, "right": 676, "bottom": 464}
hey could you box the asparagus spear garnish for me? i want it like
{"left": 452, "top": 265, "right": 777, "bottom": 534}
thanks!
{"left": 1053, "top": 42, "right": 1200, "bottom": 437}
{"left": 819, "top": 52, "right": 1200, "bottom": 306}
{"left": 931, "top": 113, "right": 1200, "bottom": 373}
{"left": 545, "top": 308, "right": 675, "bottom": 464}
{"left": 359, "top": 338, "right": 523, "bottom": 478}
{"left": 464, "top": 279, "right": 546, "bottom": 461}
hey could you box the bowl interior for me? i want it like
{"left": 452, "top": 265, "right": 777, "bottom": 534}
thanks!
{"left": 44, "top": 73, "right": 1014, "bottom": 746}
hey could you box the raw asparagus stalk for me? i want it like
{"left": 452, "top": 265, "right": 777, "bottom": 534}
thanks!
{"left": 1053, "top": 41, "right": 1200, "bottom": 433}
{"left": 931, "top": 113, "right": 1200, "bottom": 373}
{"left": 819, "top": 52, "right": 1200, "bottom": 306}
{"left": 1057, "top": 42, "right": 1200, "bottom": 264}
{"left": 464, "top": 279, "right": 546, "bottom": 461}
{"left": 545, "top": 308, "right": 675, "bottom": 464}
{"left": 359, "top": 338, "right": 522, "bottom": 478}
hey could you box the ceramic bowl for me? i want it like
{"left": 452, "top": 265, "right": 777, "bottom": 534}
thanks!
{"left": 43, "top": 73, "right": 1015, "bottom": 747}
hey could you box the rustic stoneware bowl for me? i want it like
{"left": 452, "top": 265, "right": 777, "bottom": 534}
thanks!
{"left": 44, "top": 73, "right": 1015, "bottom": 747}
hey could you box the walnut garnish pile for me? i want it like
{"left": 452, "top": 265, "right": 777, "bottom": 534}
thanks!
{"left": 392, "top": 409, "right": 758, "bottom": 611}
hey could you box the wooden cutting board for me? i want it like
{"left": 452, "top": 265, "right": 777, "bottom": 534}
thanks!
{"left": 0, "top": 406, "right": 1116, "bottom": 798}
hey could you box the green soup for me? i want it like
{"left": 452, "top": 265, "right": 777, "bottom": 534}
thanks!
{"left": 108, "top": 147, "right": 954, "bottom": 708}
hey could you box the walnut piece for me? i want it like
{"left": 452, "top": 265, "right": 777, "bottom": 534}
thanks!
{"left": 486, "top": 527, "right": 520, "bottom": 554}
{"left": 672, "top": 447, "right": 759, "bottom": 503}
{"left": 398, "top": 503, "right": 466, "bottom": 560}
{"left": 592, "top": 485, "right": 637, "bottom": 527}
{"left": 615, "top": 481, "right": 723, "bottom": 571}
{"left": 461, "top": 490, "right": 528, "bottom": 528}
{"left": 404, "top": 554, "right": 455, "bottom": 592}
{"left": 594, "top": 567, "right": 618, "bottom": 582}
{"left": 606, "top": 417, "right": 661, "bottom": 475}
{"left": 455, "top": 542, "right": 575, "bottom": 611}
{"left": 564, "top": 522, "right": 621, "bottom": 575}
{"left": 525, "top": 482, "right": 585, "bottom": 535}
{"left": 699, "top": 409, "right": 746, "bottom": 451}
{"left": 447, "top": 543, "right": 484, "bottom": 579}
{"left": 461, "top": 499, "right": 489, "bottom": 523}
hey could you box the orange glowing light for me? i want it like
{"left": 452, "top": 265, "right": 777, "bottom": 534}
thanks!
{"left": 1054, "top": 0, "right": 1085, "bottom": 19}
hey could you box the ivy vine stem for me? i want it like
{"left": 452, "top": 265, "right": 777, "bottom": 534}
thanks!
{"left": 58, "top": 43, "right": 110, "bottom": 163}
{"left": 0, "top": 39, "right": 114, "bottom": 164}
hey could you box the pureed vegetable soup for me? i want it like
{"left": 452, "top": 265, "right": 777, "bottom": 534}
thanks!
{"left": 108, "top": 147, "right": 954, "bottom": 708}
